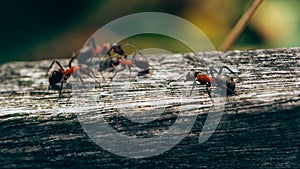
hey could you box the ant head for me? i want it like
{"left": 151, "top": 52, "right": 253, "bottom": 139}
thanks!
{"left": 112, "top": 43, "right": 125, "bottom": 55}
{"left": 49, "top": 70, "right": 63, "bottom": 85}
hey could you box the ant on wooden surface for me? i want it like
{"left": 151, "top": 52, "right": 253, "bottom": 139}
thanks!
{"left": 46, "top": 56, "right": 83, "bottom": 96}
{"left": 46, "top": 55, "right": 100, "bottom": 96}
{"left": 96, "top": 43, "right": 151, "bottom": 80}
{"left": 71, "top": 37, "right": 129, "bottom": 81}
{"left": 186, "top": 66, "right": 242, "bottom": 101}
{"left": 107, "top": 51, "right": 152, "bottom": 80}
{"left": 77, "top": 37, "right": 152, "bottom": 81}
{"left": 74, "top": 37, "right": 126, "bottom": 66}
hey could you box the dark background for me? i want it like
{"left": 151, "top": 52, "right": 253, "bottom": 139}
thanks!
{"left": 1, "top": 0, "right": 299, "bottom": 63}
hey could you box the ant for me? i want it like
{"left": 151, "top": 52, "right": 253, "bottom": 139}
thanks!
{"left": 46, "top": 55, "right": 100, "bottom": 96}
{"left": 91, "top": 41, "right": 151, "bottom": 80}
{"left": 46, "top": 56, "right": 84, "bottom": 96}
{"left": 74, "top": 37, "right": 126, "bottom": 67}
{"left": 75, "top": 37, "right": 152, "bottom": 81}
{"left": 97, "top": 42, "right": 128, "bottom": 79}
{"left": 71, "top": 38, "right": 126, "bottom": 83}
{"left": 107, "top": 51, "right": 152, "bottom": 80}
{"left": 186, "top": 66, "right": 242, "bottom": 101}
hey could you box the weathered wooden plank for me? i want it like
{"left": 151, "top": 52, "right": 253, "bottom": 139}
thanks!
{"left": 0, "top": 48, "right": 299, "bottom": 168}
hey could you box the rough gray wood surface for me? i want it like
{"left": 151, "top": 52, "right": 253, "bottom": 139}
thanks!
{"left": 0, "top": 48, "right": 299, "bottom": 168}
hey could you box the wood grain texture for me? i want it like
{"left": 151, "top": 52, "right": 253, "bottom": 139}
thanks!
{"left": 0, "top": 48, "right": 299, "bottom": 168}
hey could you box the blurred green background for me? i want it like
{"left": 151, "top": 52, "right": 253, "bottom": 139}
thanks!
{"left": 1, "top": 0, "right": 300, "bottom": 63}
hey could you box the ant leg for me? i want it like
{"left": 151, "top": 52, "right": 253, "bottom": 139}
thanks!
{"left": 206, "top": 86, "right": 213, "bottom": 102}
{"left": 110, "top": 63, "right": 118, "bottom": 81}
{"left": 110, "top": 71, "right": 119, "bottom": 81}
{"left": 132, "top": 52, "right": 137, "bottom": 63}
{"left": 49, "top": 61, "right": 64, "bottom": 70}
{"left": 211, "top": 66, "right": 242, "bottom": 82}
{"left": 111, "top": 64, "right": 126, "bottom": 81}
{"left": 220, "top": 66, "right": 242, "bottom": 82}
{"left": 88, "top": 37, "right": 100, "bottom": 65}
{"left": 209, "top": 67, "right": 218, "bottom": 79}
{"left": 99, "top": 71, "right": 106, "bottom": 81}
{"left": 47, "top": 85, "right": 50, "bottom": 93}
{"left": 122, "top": 42, "right": 139, "bottom": 50}
{"left": 175, "top": 74, "right": 186, "bottom": 81}
{"left": 131, "top": 49, "right": 146, "bottom": 61}
{"left": 123, "top": 42, "right": 143, "bottom": 55}
{"left": 59, "top": 81, "right": 64, "bottom": 97}
{"left": 47, "top": 61, "right": 64, "bottom": 75}
{"left": 87, "top": 37, "right": 97, "bottom": 49}
{"left": 77, "top": 75, "right": 86, "bottom": 88}
{"left": 189, "top": 78, "right": 197, "bottom": 96}
{"left": 83, "top": 68, "right": 101, "bottom": 87}
{"left": 72, "top": 72, "right": 86, "bottom": 88}
{"left": 93, "top": 78, "right": 101, "bottom": 88}
{"left": 128, "top": 65, "right": 132, "bottom": 78}
{"left": 87, "top": 69, "right": 101, "bottom": 87}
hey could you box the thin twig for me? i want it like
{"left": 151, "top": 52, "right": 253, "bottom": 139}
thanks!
{"left": 219, "top": 0, "right": 264, "bottom": 51}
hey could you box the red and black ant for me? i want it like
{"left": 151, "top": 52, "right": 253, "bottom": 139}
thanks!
{"left": 75, "top": 37, "right": 152, "bottom": 81}
{"left": 107, "top": 51, "right": 152, "bottom": 80}
{"left": 92, "top": 41, "right": 151, "bottom": 80}
{"left": 74, "top": 37, "right": 126, "bottom": 67}
{"left": 46, "top": 56, "right": 83, "bottom": 96}
{"left": 97, "top": 42, "right": 128, "bottom": 80}
{"left": 46, "top": 55, "right": 101, "bottom": 96}
{"left": 186, "top": 66, "right": 242, "bottom": 101}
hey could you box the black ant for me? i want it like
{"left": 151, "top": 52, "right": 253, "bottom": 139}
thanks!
{"left": 46, "top": 56, "right": 84, "bottom": 96}
{"left": 186, "top": 66, "right": 242, "bottom": 101}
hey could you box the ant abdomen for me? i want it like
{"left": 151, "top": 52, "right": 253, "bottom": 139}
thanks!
{"left": 134, "top": 59, "right": 150, "bottom": 70}
{"left": 49, "top": 70, "right": 63, "bottom": 85}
